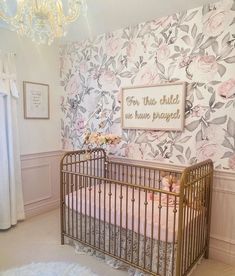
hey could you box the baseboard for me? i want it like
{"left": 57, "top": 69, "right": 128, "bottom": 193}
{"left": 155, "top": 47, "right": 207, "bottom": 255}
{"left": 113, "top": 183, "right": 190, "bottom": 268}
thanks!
{"left": 24, "top": 199, "right": 60, "bottom": 218}
{"left": 210, "top": 241, "right": 235, "bottom": 265}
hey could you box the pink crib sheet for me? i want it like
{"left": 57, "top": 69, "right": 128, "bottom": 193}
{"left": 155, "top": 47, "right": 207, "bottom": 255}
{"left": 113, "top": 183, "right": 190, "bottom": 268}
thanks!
{"left": 65, "top": 183, "right": 180, "bottom": 243}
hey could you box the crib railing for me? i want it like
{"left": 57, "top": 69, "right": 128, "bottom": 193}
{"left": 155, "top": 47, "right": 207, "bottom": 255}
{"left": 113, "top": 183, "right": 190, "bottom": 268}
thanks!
{"left": 176, "top": 159, "right": 213, "bottom": 276}
{"left": 60, "top": 148, "right": 213, "bottom": 276}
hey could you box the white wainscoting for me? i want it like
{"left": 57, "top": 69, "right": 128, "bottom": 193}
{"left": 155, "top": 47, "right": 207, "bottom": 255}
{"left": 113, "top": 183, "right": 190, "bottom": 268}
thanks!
{"left": 21, "top": 151, "right": 64, "bottom": 218}
{"left": 20, "top": 152, "right": 235, "bottom": 265}
{"left": 110, "top": 156, "right": 235, "bottom": 266}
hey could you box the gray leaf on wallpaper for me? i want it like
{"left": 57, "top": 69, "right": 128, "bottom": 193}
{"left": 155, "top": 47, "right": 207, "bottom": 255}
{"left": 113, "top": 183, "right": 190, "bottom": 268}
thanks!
{"left": 176, "top": 155, "right": 185, "bottom": 164}
{"left": 212, "top": 41, "right": 219, "bottom": 55}
{"left": 195, "top": 88, "right": 204, "bottom": 100}
{"left": 222, "top": 33, "right": 230, "bottom": 47}
{"left": 156, "top": 62, "right": 165, "bottom": 74}
{"left": 135, "top": 133, "right": 149, "bottom": 144}
{"left": 181, "top": 35, "right": 191, "bottom": 46}
{"left": 218, "top": 63, "right": 226, "bottom": 77}
{"left": 185, "top": 147, "right": 191, "bottom": 160}
{"left": 179, "top": 25, "right": 189, "bottom": 33}
{"left": 227, "top": 118, "right": 235, "bottom": 137}
{"left": 196, "top": 130, "right": 203, "bottom": 142}
{"left": 174, "top": 144, "right": 184, "bottom": 153}
{"left": 200, "top": 37, "right": 216, "bottom": 50}
{"left": 213, "top": 102, "right": 225, "bottom": 109}
{"left": 224, "top": 56, "right": 235, "bottom": 63}
{"left": 185, "top": 10, "right": 198, "bottom": 22}
{"left": 210, "top": 116, "right": 227, "bottom": 125}
{"left": 191, "top": 24, "right": 197, "bottom": 39}
{"left": 222, "top": 152, "right": 234, "bottom": 159}
{"left": 209, "top": 92, "right": 216, "bottom": 107}
{"left": 194, "top": 33, "right": 204, "bottom": 49}
{"left": 185, "top": 120, "right": 200, "bottom": 131}
{"left": 222, "top": 137, "right": 234, "bottom": 150}
{"left": 178, "top": 136, "right": 192, "bottom": 143}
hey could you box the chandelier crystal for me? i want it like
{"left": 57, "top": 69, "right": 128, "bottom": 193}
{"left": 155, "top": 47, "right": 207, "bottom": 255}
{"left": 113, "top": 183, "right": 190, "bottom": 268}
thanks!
{"left": 0, "top": 0, "right": 85, "bottom": 45}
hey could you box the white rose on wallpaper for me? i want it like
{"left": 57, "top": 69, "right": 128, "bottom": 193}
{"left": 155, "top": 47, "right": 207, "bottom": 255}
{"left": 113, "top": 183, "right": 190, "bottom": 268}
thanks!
{"left": 106, "top": 37, "right": 122, "bottom": 56}
{"left": 126, "top": 41, "right": 138, "bottom": 60}
{"left": 217, "top": 78, "right": 235, "bottom": 98}
{"left": 135, "top": 66, "right": 159, "bottom": 85}
{"left": 66, "top": 73, "right": 81, "bottom": 97}
{"left": 196, "top": 141, "right": 222, "bottom": 162}
{"left": 229, "top": 154, "right": 235, "bottom": 170}
{"left": 142, "top": 35, "right": 152, "bottom": 53}
{"left": 187, "top": 55, "right": 218, "bottom": 82}
{"left": 202, "top": 8, "right": 234, "bottom": 37}
{"left": 99, "top": 69, "right": 117, "bottom": 90}
{"left": 125, "top": 143, "right": 143, "bottom": 159}
{"left": 79, "top": 61, "right": 88, "bottom": 75}
{"left": 204, "top": 124, "right": 224, "bottom": 144}
{"left": 157, "top": 43, "right": 171, "bottom": 62}
{"left": 75, "top": 116, "right": 85, "bottom": 134}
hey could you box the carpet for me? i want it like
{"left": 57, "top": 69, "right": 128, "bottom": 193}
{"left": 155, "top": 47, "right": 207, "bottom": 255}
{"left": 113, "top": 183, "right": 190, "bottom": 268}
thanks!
{"left": 0, "top": 262, "right": 98, "bottom": 276}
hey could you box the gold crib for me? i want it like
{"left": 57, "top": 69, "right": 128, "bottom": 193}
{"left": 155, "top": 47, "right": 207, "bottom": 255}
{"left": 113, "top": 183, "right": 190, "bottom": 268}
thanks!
{"left": 60, "top": 148, "right": 213, "bottom": 276}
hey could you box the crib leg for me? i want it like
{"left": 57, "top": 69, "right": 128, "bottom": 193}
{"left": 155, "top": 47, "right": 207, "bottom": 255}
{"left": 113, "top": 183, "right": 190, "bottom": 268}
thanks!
{"left": 204, "top": 247, "right": 209, "bottom": 259}
{"left": 61, "top": 234, "right": 65, "bottom": 245}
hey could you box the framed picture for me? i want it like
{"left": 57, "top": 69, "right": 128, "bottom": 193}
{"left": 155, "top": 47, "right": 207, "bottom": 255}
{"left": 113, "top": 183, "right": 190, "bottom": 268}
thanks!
{"left": 121, "top": 82, "right": 186, "bottom": 131}
{"left": 23, "top": 81, "right": 50, "bottom": 119}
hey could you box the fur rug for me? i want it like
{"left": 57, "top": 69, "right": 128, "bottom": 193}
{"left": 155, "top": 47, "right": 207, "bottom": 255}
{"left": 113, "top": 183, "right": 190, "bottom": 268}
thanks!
{"left": 0, "top": 262, "right": 97, "bottom": 276}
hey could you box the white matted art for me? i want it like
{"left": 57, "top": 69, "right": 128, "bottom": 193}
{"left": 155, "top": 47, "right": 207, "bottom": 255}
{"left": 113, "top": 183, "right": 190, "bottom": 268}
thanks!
{"left": 23, "top": 81, "right": 50, "bottom": 119}
{"left": 121, "top": 82, "right": 186, "bottom": 131}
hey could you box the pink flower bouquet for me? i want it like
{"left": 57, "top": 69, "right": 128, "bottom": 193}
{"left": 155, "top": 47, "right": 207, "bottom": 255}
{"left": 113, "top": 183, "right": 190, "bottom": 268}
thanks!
{"left": 84, "top": 131, "right": 121, "bottom": 148}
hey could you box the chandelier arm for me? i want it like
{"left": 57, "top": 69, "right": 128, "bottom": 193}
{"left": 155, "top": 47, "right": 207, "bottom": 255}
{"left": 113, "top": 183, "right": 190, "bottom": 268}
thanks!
{"left": 65, "top": 0, "right": 81, "bottom": 22}
{"left": 0, "top": 2, "right": 24, "bottom": 25}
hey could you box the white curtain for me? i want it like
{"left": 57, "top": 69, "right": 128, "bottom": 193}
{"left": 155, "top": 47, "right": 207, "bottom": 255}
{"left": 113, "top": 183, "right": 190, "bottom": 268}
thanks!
{"left": 0, "top": 52, "right": 25, "bottom": 229}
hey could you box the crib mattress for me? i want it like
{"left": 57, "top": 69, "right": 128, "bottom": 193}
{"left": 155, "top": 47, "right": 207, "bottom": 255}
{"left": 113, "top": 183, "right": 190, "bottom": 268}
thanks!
{"left": 65, "top": 183, "right": 181, "bottom": 243}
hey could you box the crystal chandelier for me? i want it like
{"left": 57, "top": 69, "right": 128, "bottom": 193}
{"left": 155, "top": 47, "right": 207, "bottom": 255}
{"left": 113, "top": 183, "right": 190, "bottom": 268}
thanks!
{"left": 0, "top": 0, "right": 86, "bottom": 45}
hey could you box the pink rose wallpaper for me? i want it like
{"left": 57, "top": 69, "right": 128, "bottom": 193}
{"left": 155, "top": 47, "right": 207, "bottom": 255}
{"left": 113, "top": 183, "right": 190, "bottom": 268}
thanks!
{"left": 60, "top": 0, "right": 235, "bottom": 171}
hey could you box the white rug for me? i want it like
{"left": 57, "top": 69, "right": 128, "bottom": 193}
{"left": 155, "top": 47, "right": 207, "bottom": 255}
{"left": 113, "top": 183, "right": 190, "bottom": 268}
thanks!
{"left": 0, "top": 262, "right": 97, "bottom": 276}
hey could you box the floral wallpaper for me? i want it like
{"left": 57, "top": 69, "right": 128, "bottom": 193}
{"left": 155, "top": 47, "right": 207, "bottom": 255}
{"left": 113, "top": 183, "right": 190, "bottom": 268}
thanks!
{"left": 60, "top": 0, "right": 235, "bottom": 171}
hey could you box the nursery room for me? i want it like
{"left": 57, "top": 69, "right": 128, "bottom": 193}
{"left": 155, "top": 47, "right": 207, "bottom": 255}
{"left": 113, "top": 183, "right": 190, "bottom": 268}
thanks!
{"left": 0, "top": 0, "right": 235, "bottom": 275}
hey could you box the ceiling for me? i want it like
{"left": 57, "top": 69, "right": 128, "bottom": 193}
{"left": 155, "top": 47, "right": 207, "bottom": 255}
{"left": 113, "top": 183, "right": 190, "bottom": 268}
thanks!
{"left": 0, "top": 0, "right": 218, "bottom": 44}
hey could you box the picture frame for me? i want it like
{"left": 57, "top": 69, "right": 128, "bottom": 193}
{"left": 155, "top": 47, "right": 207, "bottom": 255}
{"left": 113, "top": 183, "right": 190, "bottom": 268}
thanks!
{"left": 23, "top": 81, "right": 50, "bottom": 119}
{"left": 121, "top": 82, "right": 186, "bottom": 131}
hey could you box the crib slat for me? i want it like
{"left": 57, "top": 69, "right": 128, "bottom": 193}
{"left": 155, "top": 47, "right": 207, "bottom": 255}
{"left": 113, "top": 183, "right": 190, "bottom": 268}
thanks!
{"left": 143, "top": 190, "right": 147, "bottom": 269}
{"left": 131, "top": 185, "right": 134, "bottom": 263}
{"left": 172, "top": 197, "right": 177, "bottom": 275}
{"left": 164, "top": 194, "right": 169, "bottom": 275}
{"left": 157, "top": 192, "right": 162, "bottom": 274}
{"left": 125, "top": 184, "right": 128, "bottom": 261}
{"left": 150, "top": 190, "right": 154, "bottom": 272}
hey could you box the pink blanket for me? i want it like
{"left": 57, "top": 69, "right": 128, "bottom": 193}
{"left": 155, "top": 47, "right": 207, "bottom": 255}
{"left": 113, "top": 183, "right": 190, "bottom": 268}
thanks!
{"left": 65, "top": 183, "right": 180, "bottom": 243}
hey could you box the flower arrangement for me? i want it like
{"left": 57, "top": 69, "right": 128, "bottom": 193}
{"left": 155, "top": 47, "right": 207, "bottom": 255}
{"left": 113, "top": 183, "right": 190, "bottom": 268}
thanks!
{"left": 83, "top": 131, "right": 121, "bottom": 150}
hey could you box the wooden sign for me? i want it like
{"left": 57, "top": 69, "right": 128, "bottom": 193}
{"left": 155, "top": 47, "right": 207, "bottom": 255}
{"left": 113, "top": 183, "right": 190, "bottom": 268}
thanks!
{"left": 121, "top": 82, "right": 186, "bottom": 131}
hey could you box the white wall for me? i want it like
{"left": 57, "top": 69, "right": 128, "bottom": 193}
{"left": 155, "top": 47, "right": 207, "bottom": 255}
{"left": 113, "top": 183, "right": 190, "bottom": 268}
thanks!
{"left": 0, "top": 28, "right": 61, "bottom": 155}
{"left": 0, "top": 29, "right": 62, "bottom": 217}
